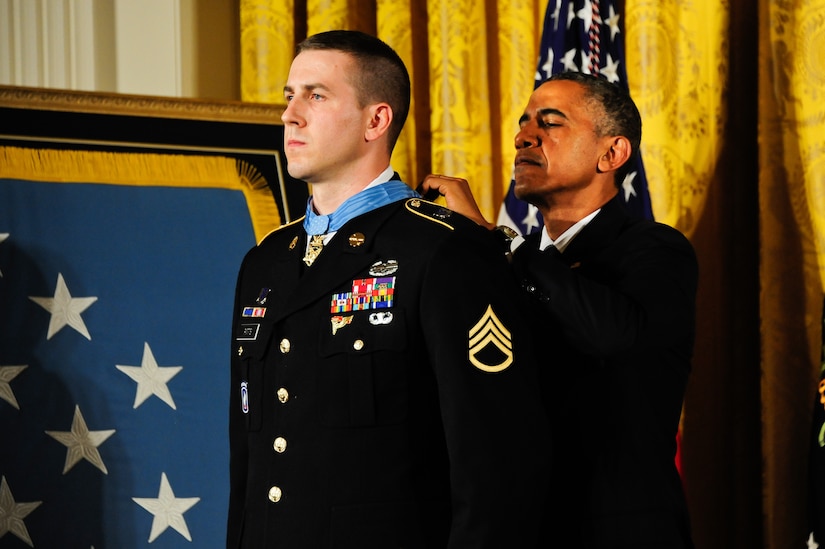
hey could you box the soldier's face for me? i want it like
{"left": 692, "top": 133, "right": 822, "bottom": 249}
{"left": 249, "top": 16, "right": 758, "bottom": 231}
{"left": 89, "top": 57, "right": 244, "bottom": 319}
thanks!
{"left": 281, "top": 50, "right": 371, "bottom": 185}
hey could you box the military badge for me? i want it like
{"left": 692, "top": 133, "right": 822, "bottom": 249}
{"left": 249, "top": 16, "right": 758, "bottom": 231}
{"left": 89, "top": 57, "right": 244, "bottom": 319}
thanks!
{"left": 468, "top": 305, "right": 513, "bottom": 372}
{"left": 348, "top": 232, "right": 366, "bottom": 247}
{"left": 240, "top": 381, "right": 249, "bottom": 414}
{"left": 242, "top": 307, "right": 266, "bottom": 318}
{"left": 331, "top": 277, "right": 396, "bottom": 313}
{"left": 331, "top": 315, "right": 354, "bottom": 335}
{"left": 303, "top": 234, "right": 325, "bottom": 266}
{"left": 255, "top": 288, "right": 271, "bottom": 305}
{"left": 369, "top": 311, "right": 394, "bottom": 325}
{"left": 369, "top": 259, "right": 399, "bottom": 276}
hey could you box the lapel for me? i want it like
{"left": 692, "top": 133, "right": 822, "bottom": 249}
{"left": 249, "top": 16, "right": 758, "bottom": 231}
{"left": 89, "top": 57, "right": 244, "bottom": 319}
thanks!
{"left": 512, "top": 232, "right": 542, "bottom": 280}
{"left": 558, "top": 194, "right": 629, "bottom": 268}
{"left": 268, "top": 201, "right": 402, "bottom": 323}
{"left": 511, "top": 195, "right": 630, "bottom": 273}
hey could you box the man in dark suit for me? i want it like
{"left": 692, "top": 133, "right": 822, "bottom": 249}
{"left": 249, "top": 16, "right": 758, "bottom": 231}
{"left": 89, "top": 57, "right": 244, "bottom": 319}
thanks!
{"left": 226, "top": 30, "right": 550, "bottom": 548}
{"left": 423, "top": 72, "right": 697, "bottom": 548}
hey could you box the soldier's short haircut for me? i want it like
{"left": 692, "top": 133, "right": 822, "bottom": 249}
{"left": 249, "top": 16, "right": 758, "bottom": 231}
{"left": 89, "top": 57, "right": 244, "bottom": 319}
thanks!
{"left": 297, "top": 30, "right": 411, "bottom": 152}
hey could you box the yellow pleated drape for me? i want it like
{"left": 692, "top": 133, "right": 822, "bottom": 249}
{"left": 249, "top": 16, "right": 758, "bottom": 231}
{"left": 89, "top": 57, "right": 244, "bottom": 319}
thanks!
{"left": 240, "top": 0, "right": 295, "bottom": 103}
{"left": 239, "top": 0, "right": 725, "bottom": 227}
{"left": 782, "top": 1, "right": 825, "bottom": 294}
{"left": 238, "top": 0, "right": 545, "bottom": 220}
{"left": 236, "top": 1, "right": 825, "bottom": 547}
{"left": 426, "top": 0, "right": 545, "bottom": 215}
{"left": 377, "top": 0, "right": 419, "bottom": 186}
{"left": 759, "top": 1, "right": 825, "bottom": 547}
{"left": 495, "top": 0, "right": 545, "bottom": 209}
{"left": 307, "top": 0, "right": 352, "bottom": 35}
{"left": 624, "top": 0, "right": 728, "bottom": 237}
{"left": 426, "top": 0, "right": 495, "bottom": 214}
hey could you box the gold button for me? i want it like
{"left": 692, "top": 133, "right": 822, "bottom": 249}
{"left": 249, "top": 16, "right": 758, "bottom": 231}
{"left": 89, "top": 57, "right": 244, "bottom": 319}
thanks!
{"left": 277, "top": 387, "right": 289, "bottom": 403}
{"left": 268, "top": 485, "right": 282, "bottom": 503}
{"left": 353, "top": 339, "right": 365, "bottom": 351}
{"left": 273, "top": 437, "right": 287, "bottom": 453}
{"left": 279, "top": 338, "right": 291, "bottom": 353}
{"left": 348, "top": 232, "right": 366, "bottom": 247}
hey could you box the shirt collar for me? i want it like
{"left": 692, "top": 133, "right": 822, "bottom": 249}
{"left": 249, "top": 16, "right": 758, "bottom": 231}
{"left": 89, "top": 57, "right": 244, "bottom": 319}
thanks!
{"left": 539, "top": 208, "right": 600, "bottom": 253}
{"left": 304, "top": 166, "right": 412, "bottom": 237}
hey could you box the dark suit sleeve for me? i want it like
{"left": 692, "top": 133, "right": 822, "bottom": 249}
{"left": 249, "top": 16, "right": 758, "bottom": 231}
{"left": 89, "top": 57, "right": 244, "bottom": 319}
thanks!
{"left": 419, "top": 228, "right": 550, "bottom": 548}
{"left": 520, "top": 224, "right": 697, "bottom": 358}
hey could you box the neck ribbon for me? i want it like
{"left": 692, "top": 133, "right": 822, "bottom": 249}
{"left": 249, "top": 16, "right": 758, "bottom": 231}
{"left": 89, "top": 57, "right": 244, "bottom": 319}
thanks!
{"left": 303, "top": 179, "right": 419, "bottom": 235}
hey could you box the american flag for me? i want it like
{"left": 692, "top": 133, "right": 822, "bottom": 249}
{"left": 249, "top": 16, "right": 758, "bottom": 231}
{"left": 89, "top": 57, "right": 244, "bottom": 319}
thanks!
{"left": 0, "top": 159, "right": 272, "bottom": 547}
{"left": 497, "top": 0, "right": 654, "bottom": 234}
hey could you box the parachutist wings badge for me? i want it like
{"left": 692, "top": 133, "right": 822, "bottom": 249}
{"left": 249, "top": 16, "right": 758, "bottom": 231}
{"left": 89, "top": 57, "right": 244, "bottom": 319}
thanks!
{"left": 468, "top": 305, "right": 513, "bottom": 373}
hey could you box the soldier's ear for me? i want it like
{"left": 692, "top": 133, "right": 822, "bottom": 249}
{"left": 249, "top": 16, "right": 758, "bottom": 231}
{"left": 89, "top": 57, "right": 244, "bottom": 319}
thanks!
{"left": 365, "top": 103, "right": 393, "bottom": 143}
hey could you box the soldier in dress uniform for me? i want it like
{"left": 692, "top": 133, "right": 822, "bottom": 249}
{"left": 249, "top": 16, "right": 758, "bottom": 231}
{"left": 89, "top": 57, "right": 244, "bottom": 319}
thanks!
{"left": 227, "top": 30, "right": 550, "bottom": 548}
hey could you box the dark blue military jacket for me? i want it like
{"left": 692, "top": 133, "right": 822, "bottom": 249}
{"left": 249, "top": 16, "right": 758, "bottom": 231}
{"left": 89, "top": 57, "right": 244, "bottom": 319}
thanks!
{"left": 228, "top": 198, "right": 550, "bottom": 548}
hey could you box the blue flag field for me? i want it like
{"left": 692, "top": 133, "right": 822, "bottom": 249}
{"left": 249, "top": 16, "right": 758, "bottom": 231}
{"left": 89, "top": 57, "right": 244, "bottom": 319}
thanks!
{"left": 0, "top": 147, "right": 279, "bottom": 548}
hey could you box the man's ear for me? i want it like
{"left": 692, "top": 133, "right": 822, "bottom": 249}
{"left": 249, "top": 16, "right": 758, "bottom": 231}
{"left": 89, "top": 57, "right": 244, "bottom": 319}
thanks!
{"left": 597, "top": 136, "right": 632, "bottom": 173}
{"left": 365, "top": 103, "right": 393, "bottom": 143}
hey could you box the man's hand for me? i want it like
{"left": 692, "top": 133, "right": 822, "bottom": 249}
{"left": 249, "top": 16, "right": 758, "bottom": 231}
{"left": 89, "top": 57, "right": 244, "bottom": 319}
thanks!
{"left": 419, "top": 174, "right": 494, "bottom": 229}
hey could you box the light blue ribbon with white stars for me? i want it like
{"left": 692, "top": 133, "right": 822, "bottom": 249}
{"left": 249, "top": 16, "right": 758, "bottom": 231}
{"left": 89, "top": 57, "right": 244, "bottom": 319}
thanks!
{"left": 303, "top": 179, "right": 419, "bottom": 235}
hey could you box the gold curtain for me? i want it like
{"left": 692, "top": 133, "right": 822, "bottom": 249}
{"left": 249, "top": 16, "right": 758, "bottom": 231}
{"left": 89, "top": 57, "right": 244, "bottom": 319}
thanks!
{"left": 240, "top": 0, "right": 295, "bottom": 103}
{"left": 624, "top": 0, "right": 727, "bottom": 237}
{"left": 239, "top": 1, "right": 825, "bottom": 547}
{"left": 376, "top": 0, "right": 419, "bottom": 186}
{"left": 240, "top": 0, "right": 546, "bottom": 219}
{"left": 759, "top": 0, "right": 825, "bottom": 546}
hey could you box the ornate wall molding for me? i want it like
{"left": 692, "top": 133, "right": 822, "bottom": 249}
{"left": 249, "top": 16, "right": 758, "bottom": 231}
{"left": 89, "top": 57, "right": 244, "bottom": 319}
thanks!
{"left": 0, "top": 85, "right": 286, "bottom": 123}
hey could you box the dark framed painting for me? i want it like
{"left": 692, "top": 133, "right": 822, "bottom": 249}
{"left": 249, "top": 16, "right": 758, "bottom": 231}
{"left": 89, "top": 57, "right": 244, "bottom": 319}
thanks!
{"left": 0, "top": 85, "right": 308, "bottom": 230}
{"left": 0, "top": 86, "right": 307, "bottom": 548}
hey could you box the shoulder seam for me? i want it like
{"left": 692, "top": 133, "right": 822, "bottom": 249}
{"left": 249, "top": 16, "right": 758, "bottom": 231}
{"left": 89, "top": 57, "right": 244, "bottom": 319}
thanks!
{"left": 258, "top": 216, "right": 305, "bottom": 245}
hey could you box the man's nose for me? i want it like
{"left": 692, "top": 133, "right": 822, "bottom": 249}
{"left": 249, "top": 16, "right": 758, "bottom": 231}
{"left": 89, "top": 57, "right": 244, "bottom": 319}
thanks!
{"left": 281, "top": 100, "right": 304, "bottom": 125}
{"left": 515, "top": 126, "right": 539, "bottom": 149}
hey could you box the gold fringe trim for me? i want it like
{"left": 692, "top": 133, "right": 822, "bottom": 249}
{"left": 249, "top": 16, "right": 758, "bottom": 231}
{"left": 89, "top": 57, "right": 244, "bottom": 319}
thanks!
{"left": 0, "top": 145, "right": 281, "bottom": 242}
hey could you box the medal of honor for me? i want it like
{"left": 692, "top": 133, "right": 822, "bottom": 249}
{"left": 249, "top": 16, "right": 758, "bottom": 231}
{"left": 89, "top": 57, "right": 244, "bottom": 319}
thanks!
{"left": 303, "top": 234, "right": 325, "bottom": 266}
